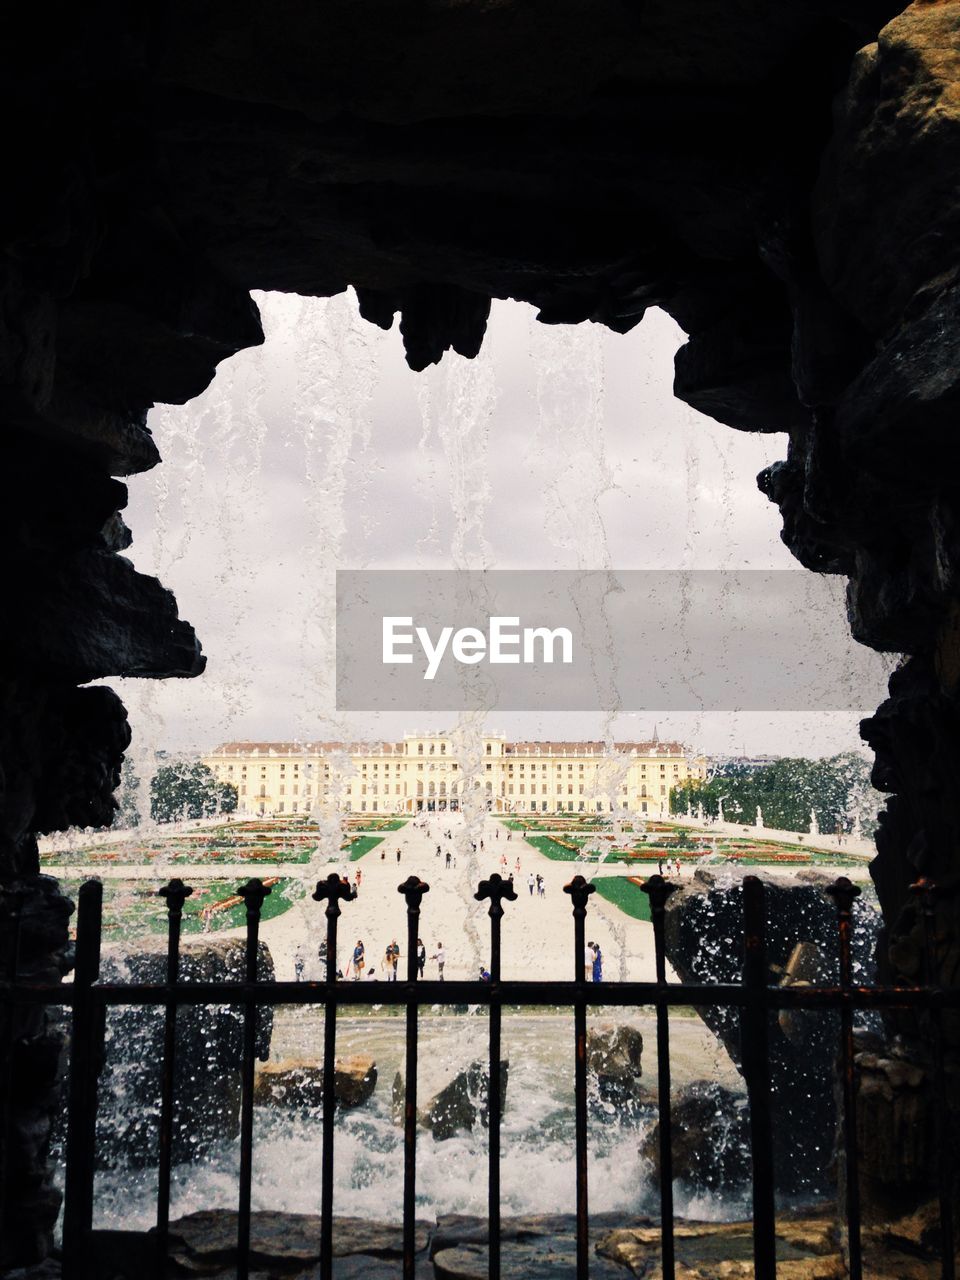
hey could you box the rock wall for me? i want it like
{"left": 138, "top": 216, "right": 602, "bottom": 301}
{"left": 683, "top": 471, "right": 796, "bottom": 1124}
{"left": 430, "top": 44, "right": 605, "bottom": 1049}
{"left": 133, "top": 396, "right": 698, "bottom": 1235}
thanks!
{"left": 1, "top": 0, "right": 958, "bottom": 1264}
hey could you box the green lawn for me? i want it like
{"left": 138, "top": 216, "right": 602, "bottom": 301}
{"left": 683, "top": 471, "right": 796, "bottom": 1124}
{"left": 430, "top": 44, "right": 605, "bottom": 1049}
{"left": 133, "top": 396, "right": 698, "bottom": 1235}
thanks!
{"left": 592, "top": 877, "right": 652, "bottom": 922}
{"left": 60, "top": 876, "right": 305, "bottom": 938}
{"left": 347, "top": 835, "right": 386, "bottom": 861}
{"left": 346, "top": 818, "right": 409, "bottom": 832}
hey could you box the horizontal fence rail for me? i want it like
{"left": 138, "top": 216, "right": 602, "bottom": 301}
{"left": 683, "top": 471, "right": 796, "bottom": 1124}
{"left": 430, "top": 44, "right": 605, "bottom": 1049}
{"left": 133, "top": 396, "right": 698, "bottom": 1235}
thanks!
{"left": 1, "top": 872, "right": 957, "bottom": 1280}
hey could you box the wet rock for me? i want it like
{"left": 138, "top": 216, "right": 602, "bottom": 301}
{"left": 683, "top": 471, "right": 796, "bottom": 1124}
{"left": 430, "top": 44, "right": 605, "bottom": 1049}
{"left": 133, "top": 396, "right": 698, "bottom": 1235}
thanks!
{"left": 254, "top": 1055, "right": 377, "bottom": 1110}
{"left": 586, "top": 1024, "right": 647, "bottom": 1115}
{"left": 431, "top": 1214, "right": 649, "bottom": 1280}
{"left": 662, "top": 872, "right": 880, "bottom": 1196}
{"left": 598, "top": 1209, "right": 947, "bottom": 1279}
{"left": 163, "top": 1209, "right": 430, "bottom": 1277}
{"left": 640, "top": 1081, "right": 750, "bottom": 1195}
{"left": 393, "top": 1061, "right": 508, "bottom": 1140}
{"left": 95, "top": 939, "right": 274, "bottom": 1168}
{"left": 850, "top": 1033, "right": 934, "bottom": 1220}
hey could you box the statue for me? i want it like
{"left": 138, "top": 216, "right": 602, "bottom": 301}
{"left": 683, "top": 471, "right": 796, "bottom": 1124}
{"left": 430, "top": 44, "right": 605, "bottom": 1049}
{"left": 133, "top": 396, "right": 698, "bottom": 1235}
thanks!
{"left": 755, "top": 805, "right": 764, "bottom": 829}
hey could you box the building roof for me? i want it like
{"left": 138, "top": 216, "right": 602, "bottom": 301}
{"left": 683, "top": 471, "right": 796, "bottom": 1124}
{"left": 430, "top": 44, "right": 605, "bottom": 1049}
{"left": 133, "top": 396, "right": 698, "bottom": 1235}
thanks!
{"left": 210, "top": 741, "right": 405, "bottom": 756}
{"left": 209, "top": 738, "right": 688, "bottom": 757}
{"left": 504, "top": 740, "right": 686, "bottom": 755}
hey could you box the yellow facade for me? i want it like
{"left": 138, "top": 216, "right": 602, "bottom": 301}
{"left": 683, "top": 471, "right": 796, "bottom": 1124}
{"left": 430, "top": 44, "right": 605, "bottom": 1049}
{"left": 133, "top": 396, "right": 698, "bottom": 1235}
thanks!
{"left": 203, "top": 735, "right": 706, "bottom": 819}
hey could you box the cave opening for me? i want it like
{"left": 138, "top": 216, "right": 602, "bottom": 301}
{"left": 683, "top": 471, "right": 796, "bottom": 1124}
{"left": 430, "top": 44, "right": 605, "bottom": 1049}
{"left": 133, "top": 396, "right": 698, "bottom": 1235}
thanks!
{"left": 3, "top": 2, "right": 960, "bottom": 1275}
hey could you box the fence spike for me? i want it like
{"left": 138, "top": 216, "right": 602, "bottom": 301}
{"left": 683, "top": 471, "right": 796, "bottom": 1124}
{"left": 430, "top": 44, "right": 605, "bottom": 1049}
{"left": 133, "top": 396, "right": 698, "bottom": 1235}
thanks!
{"left": 313, "top": 871, "right": 356, "bottom": 907}
{"left": 398, "top": 875, "right": 430, "bottom": 914}
{"left": 563, "top": 873, "right": 596, "bottom": 911}
{"left": 475, "top": 872, "right": 518, "bottom": 913}
{"left": 158, "top": 878, "right": 194, "bottom": 914}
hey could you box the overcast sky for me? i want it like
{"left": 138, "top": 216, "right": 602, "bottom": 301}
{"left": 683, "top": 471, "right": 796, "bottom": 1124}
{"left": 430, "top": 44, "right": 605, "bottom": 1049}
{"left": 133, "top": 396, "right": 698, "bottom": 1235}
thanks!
{"left": 111, "top": 292, "right": 892, "bottom": 763}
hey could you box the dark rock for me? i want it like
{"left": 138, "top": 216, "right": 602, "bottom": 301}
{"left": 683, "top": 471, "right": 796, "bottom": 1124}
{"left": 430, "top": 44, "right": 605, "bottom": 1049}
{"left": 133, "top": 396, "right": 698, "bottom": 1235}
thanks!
{"left": 94, "top": 939, "right": 274, "bottom": 1168}
{"left": 431, "top": 1213, "right": 652, "bottom": 1280}
{"left": 0, "top": 876, "right": 72, "bottom": 1270}
{"left": 662, "top": 871, "right": 881, "bottom": 1195}
{"left": 640, "top": 1081, "right": 751, "bottom": 1195}
{"left": 163, "top": 1209, "right": 430, "bottom": 1276}
{"left": 254, "top": 1055, "right": 378, "bottom": 1110}
{"left": 585, "top": 1024, "right": 647, "bottom": 1116}
{"left": 393, "top": 1060, "right": 508, "bottom": 1140}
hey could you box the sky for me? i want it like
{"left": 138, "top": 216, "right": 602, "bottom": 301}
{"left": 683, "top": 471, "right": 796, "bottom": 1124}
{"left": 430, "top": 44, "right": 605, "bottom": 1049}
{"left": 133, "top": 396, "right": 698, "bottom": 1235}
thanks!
{"left": 109, "top": 292, "right": 893, "bottom": 765}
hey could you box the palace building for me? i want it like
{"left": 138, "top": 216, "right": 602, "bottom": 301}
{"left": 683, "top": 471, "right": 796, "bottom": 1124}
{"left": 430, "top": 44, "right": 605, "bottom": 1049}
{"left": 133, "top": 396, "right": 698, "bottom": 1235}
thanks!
{"left": 203, "top": 734, "right": 707, "bottom": 818}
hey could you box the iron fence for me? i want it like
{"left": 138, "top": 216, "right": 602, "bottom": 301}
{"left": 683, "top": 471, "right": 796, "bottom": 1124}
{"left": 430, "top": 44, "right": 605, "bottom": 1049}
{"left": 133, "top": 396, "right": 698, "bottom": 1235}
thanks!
{"left": 1, "top": 871, "right": 958, "bottom": 1280}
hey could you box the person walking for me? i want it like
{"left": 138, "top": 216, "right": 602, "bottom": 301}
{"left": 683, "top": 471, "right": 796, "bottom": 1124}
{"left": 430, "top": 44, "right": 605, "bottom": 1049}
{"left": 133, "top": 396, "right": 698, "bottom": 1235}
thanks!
{"left": 591, "top": 942, "right": 603, "bottom": 983}
{"left": 417, "top": 937, "right": 426, "bottom": 979}
{"left": 657, "top": 858, "right": 663, "bottom": 875}
{"left": 584, "top": 941, "right": 595, "bottom": 982}
{"left": 396, "top": 847, "right": 402, "bottom": 864}
{"left": 527, "top": 872, "right": 535, "bottom": 896}
{"left": 352, "top": 939, "right": 365, "bottom": 981}
{"left": 445, "top": 850, "right": 452, "bottom": 869}
{"left": 536, "top": 873, "right": 544, "bottom": 898}
{"left": 432, "top": 943, "right": 446, "bottom": 980}
{"left": 385, "top": 939, "right": 400, "bottom": 981}
{"left": 355, "top": 868, "right": 362, "bottom": 891}
{"left": 514, "top": 857, "right": 521, "bottom": 876}
{"left": 500, "top": 853, "right": 508, "bottom": 872}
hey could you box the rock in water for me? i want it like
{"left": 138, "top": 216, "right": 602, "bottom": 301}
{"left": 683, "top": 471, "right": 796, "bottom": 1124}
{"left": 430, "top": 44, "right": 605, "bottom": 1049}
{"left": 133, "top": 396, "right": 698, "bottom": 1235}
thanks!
{"left": 585, "top": 1024, "right": 646, "bottom": 1114}
{"left": 662, "top": 870, "right": 879, "bottom": 1196}
{"left": 165, "top": 1208, "right": 431, "bottom": 1275}
{"left": 254, "top": 1055, "right": 377, "bottom": 1109}
{"left": 394, "top": 1061, "right": 508, "bottom": 1140}
{"left": 640, "top": 1081, "right": 750, "bottom": 1194}
{"left": 96, "top": 938, "right": 274, "bottom": 1167}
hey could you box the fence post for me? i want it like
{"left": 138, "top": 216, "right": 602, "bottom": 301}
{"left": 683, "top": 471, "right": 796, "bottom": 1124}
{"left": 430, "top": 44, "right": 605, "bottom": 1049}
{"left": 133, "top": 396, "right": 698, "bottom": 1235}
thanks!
{"left": 826, "top": 876, "right": 863, "bottom": 1280}
{"left": 62, "top": 880, "right": 103, "bottom": 1280}
{"left": 476, "top": 873, "right": 517, "bottom": 1280}
{"left": 913, "top": 877, "right": 956, "bottom": 1280}
{"left": 740, "top": 875, "right": 776, "bottom": 1280}
{"left": 236, "top": 878, "right": 271, "bottom": 1280}
{"left": 313, "top": 872, "right": 355, "bottom": 1280}
{"left": 155, "top": 879, "right": 193, "bottom": 1274}
{"left": 641, "top": 873, "right": 678, "bottom": 1280}
{"left": 398, "top": 876, "right": 429, "bottom": 1280}
{"left": 564, "top": 874, "right": 596, "bottom": 1280}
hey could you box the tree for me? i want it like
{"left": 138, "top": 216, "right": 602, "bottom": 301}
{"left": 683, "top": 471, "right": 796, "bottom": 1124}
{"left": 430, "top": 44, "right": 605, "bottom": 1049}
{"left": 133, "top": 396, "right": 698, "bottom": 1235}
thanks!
{"left": 150, "top": 761, "right": 238, "bottom": 824}
{"left": 670, "top": 752, "right": 879, "bottom": 836}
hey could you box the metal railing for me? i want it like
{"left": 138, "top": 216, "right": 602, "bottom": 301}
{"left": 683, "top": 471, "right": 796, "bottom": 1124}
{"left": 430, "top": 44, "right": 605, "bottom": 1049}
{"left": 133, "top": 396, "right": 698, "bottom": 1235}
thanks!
{"left": 2, "top": 872, "right": 958, "bottom": 1280}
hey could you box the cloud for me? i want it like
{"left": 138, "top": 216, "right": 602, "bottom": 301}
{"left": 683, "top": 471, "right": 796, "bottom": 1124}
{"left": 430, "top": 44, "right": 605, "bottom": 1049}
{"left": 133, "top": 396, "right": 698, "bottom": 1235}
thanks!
{"left": 111, "top": 291, "right": 873, "bottom": 760}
